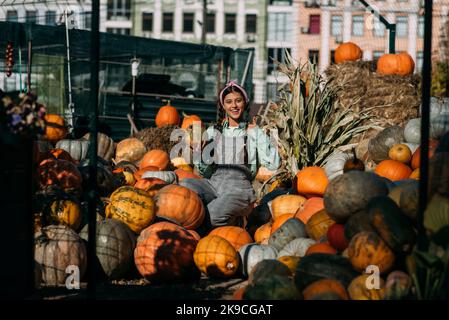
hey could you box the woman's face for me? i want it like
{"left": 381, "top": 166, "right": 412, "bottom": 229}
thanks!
{"left": 222, "top": 91, "right": 246, "bottom": 122}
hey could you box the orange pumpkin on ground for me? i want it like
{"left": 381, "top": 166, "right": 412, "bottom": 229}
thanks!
{"left": 44, "top": 114, "right": 67, "bottom": 142}
{"left": 388, "top": 144, "right": 412, "bottom": 164}
{"left": 193, "top": 235, "right": 239, "bottom": 278}
{"left": 411, "top": 140, "right": 439, "bottom": 169}
{"left": 209, "top": 226, "right": 253, "bottom": 251}
{"left": 140, "top": 149, "right": 170, "bottom": 170}
{"left": 303, "top": 279, "right": 349, "bottom": 300}
{"left": 377, "top": 52, "right": 415, "bottom": 76}
{"left": 154, "top": 184, "right": 205, "bottom": 230}
{"left": 305, "top": 243, "right": 337, "bottom": 256}
{"left": 294, "top": 197, "right": 324, "bottom": 224}
{"left": 254, "top": 222, "right": 272, "bottom": 244}
{"left": 271, "top": 213, "right": 296, "bottom": 234}
{"left": 155, "top": 103, "right": 180, "bottom": 128}
{"left": 334, "top": 42, "right": 362, "bottom": 64}
{"left": 296, "top": 167, "right": 328, "bottom": 197}
{"left": 374, "top": 160, "right": 412, "bottom": 181}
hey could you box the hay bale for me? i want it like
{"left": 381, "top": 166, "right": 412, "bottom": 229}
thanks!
{"left": 133, "top": 125, "right": 179, "bottom": 154}
{"left": 325, "top": 61, "right": 421, "bottom": 143}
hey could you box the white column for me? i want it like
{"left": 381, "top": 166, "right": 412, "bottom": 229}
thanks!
{"left": 408, "top": 13, "right": 418, "bottom": 66}
{"left": 154, "top": 0, "right": 162, "bottom": 38}
{"left": 320, "top": 2, "right": 331, "bottom": 72}
{"left": 216, "top": 0, "right": 224, "bottom": 42}
{"left": 195, "top": 4, "right": 203, "bottom": 40}
{"left": 343, "top": 0, "right": 352, "bottom": 42}
{"left": 237, "top": 0, "right": 245, "bottom": 43}
{"left": 174, "top": 0, "right": 183, "bottom": 41}
{"left": 291, "top": 1, "right": 300, "bottom": 59}
{"left": 363, "top": 50, "right": 372, "bottom": 61}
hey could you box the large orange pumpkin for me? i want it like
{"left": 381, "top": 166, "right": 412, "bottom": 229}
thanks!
{"left": 134, "top": 222, "right": 199, "bottom": 283}
{"left": 37, "top": 159, "right": 82, "bottom": 190}
{"left": 155, "top": 103, "right": 180, "bottom": 128}
{"left": 154, "top": 184, "right": 205, "bottom": 230}
{"left": 377, "top": 52, "right": 415, "bottom": 76}
{"left": 294, "top": 197, "right": 324, "bottom": 224}
{"left": 374, "top": 159, "right": 412, "bottom": 181}
{"left": 334, "top": 42, "right": 362, "bottom": 64}
{"left": 411, "top": 140, "right": 439, "bottom": 169}
{"left": 193, "top": 235, "right": 239, "bottom": 278}
{"left": 44, "top": 114, "right": 67, "bottom": 142}
{"left": 181, "top": 114, "right": 203, "bottom": 130}
{"left": 140, "top": 149, "right": 170, "bottom": 170}
{"left": 209, "top": 226, "right": 253, "bottom": 251}
{"left": 270, "top": 194, "right": 307, "bottom": 220}
{"left": 296, "top": 167, "right": 328, "bottom": 197}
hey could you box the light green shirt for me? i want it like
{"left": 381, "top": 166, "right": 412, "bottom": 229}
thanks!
{"left": 194, "top": 121, "right": 280, "bottom": 179}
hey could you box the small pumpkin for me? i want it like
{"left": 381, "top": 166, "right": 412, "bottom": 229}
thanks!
{"left": 294, "top": 197, "right": 324, "bottom": 224}
{"left": 388, "top": 144, "right": 412, "bottom": 164}
{"left": 270, "top": 194, "right": 307, "bottom": 220}
{"left": 44, "top": 114, "right": 67, "bottom": 142}
{"left": 82, "top": 132, "right": 116, "bottom": 162}
{"left": 270, "top": 214, "right": 295, "bottom": 234}
{"left": 324, "top": 151, "right": 352, "bottom": 181}
{"left": 181, "top": 114, "right": 202, "bottom": 130}
{"left": 384, "top": 270, "right": 412, "bottom": 300}
{"left": 154, "top": 184, "right": 205, "bottom": 230}
{"left": 303, "top": 279, "right": 349, "bottom": 300}
{"left": 334, "top": 42, "right": 362, "bottom": 64}
{"left": 194, "top": 235, "right": 239, "bottom": 278}
{"left": 48, "top": 199, "right": 82, "bottom": 231}
{"left": 377, "top": 52, "right": 415, "bottom": 76}
{"left": 254, "top": 222, "right": 272, "bottom": 244}
{"left": 140, "top": 149, "right": 170, "bottom": 170}
{"left": 410, "top": 140, "right": 439, "bottom": 169}
{"left": 296, "top": 167, "right": 328, "bottom": 197}
{"left": 115, "top": 138, "right": 147, "bottom": 164}
{"left": 105, "top": 186, "right": 156, "bottom": 234}
{"left": 155, "top": 102, "right": 180, "bottom": 128}
{"left": 209, "top": 226, "right": 253, "bottom": 251}
{"left": 374, "top": 159, "right": 412, "bottom": 181}
{"left": 348, "top": 274, "right": 386, "bottom": 300}
{"left": 55, "top": 139, "right": 90, "bottom": 163}
{"left": 269, "top": 218, "right": 307, "bottom": 251}
{"left": 347, "top": 231, "right": 395, "bottom": 274}
{"left": 305, "top": 209, "right": 334, "bottom": 241}
{"left": 238, "top": 243, "right": 278, "bottom": 277}
{"left": 404, "top": 118, "right": 421, "bottom": 144}
{"left": 327, "top": 223, "right": 349, "bottom": 252}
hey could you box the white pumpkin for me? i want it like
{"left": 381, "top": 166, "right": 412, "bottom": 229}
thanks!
{"left": 268, "top": 218, "right": 307, "bottom": 251}
{"left": 403, "top": 142, "right": 419, "bottom": 154}
{"left": 430, "top": 112, "right": 449, "bottom": 139}
{"left": 56, "top": 139, "right": 90, "bottom": 162}
{"left": 404, "top": 118, "right": 421, "bottom": 144}
{"left": 238, "top": 244, "right": 278, "bottom": 277}
{"left": 141, "top": 170, "right": 178, "bottom": 184}
{"left": 324, "top": 151, "right": 352, "bottom": 180}
{"left": 277, "top": 238, "right": 316, "bottom": 258}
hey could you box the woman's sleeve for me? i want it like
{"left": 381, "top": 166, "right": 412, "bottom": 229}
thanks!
{"left": 254, "top": 127, "right": 280, "bottom": 171}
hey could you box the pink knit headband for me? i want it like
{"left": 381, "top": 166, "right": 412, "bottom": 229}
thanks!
{"left": 219, "top": 81, "right": 249, "bottom": 106}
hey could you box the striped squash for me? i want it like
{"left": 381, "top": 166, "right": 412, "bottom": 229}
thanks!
{"left": 105, "top": 186, "right": 155, "bottom": 233}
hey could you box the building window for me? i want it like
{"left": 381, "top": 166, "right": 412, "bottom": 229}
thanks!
{"left": 45, "top": 11, "right": 57, "bottom": 26}
{"left": 352, "top": 15, "right": 364, "bottom": 36}
{"left": 267, "top": 48, "right": 291, "bottom": 74}
{"left": 6, "top": 10, "right": 18, "bottom": 22}
{"left": 418, "top": 16, "right": 424, "bottom": 38}
{"left": 331, "top": 15, "right": 342, "bottom": 36}
{"left": 246, "top": 14, "right": 257, "bottom": 33}
{"left": 26, "top": 11, "right": 37, "bottom": 24}
{"left": 396, "top": 16, "right": 408, "bottom": 37}
{"left": 268, "top": 13, "right": 292, "bottom": 41}
{"left": 416, "top": 51, "right": 423, "bottom": 72}
{"left": 225, "top": 13, "right": 236, "bottom": 34}
{"left": 206, "top": 13, "right": 215, "bottom": 33}
{"left": 183, "top": 13, "right": 194, "bottom": 33}
{"left": 309, "top": 15, "right": 320, "bottom": 35}
{"left": 269, "top": 0, "right": 292, "bottom": 4}
{"left": 373, "top": 17, "right": 385, "bottom": 37}
{"left": 142, "top": 12, "right": 153, "bottom": 32}
{"left": 107, "top": 0, "right": 131, "bottom": 20}
{"left": 163, "top": 13, "right": 174, "bottom": 32}
{"left": 308, "top": 49, "right": 319, "bottom": 65}
{"left": 106, "top": 28, "right": 131, "bottom": 35}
